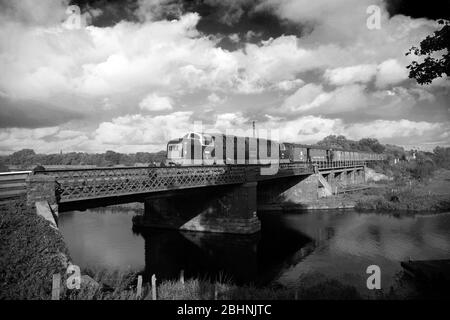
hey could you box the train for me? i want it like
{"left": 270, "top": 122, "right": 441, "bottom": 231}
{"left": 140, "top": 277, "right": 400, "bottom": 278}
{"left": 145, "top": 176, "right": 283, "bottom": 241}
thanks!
{"left": 166, "top": 132, "right": 384, "bottom": 166}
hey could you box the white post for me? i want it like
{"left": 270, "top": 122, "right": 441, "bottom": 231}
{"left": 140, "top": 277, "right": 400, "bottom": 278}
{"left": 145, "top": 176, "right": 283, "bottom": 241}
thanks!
{"left": 136, "top": 275, "right": 142, "bottom": 299}
{"left": 52, "top": 273, "right": 61, "bottom": 300}
{"left": 151, "top": 274, "right": 157, "bottom": 300}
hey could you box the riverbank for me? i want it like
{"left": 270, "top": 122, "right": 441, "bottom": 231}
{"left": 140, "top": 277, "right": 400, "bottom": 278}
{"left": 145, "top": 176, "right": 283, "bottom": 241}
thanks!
{"left": 266, "top": 168, "right": 450, "bottom": 213}
{"left": 59, "top": 269, "right": 365, "bottom": 300}
{"left": 0, "top": 197, "right": 378, "bottom": 300}
{"left": 0, "top": 197, "right": 70, "bottom": 299}
{"left": 352, "top": 169, "right": 450, "bottom": 213}
{"left": 0, "top": 197, "right": 364, "bottom": 300}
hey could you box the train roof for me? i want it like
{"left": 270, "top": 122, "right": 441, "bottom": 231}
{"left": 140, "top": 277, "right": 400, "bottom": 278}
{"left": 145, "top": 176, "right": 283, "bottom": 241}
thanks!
{"left": 173, "top": 132, "right": 382, "bottom": 155}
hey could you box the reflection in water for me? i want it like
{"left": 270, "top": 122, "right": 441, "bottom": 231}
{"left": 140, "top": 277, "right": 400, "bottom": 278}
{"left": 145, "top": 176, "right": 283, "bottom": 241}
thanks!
{"left": 59, "top": 208, "right": 450, "bottom": 296}
{"left": 137, "top": 221, "right": 312, "bottom": 285}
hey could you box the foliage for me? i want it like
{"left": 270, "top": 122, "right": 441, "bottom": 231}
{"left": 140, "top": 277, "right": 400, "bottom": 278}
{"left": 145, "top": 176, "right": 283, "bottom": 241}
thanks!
{"left": 355, "top": 190, "right": 450, "bottom": 213}
{"left": 383, "top": 144, "right": 407, "bottom": 161}
{"left": 358, "top": 138, "right": 385, "bottom": 153}
{"left": 406, "top": 20, "right": 449, "bottom": 85}
{"left": 432, "top": 146, "right": 450, "bottom": 169}
{"left": 61, "top": 272, "right": 361, "bottom": 300}
{"left": 2, "top": 149, "right": 167, "bottom": 168}
{"left": 317, "top": 135, "right": 385, "bottom": 153}
{"left": 355, "top": 173, "right": 450, "bottom": 213}
{"left": 0, "top": 198, "right": 70, "bottom": 299}
{"left": 0, "top": 159, "right": 8, "bottom": 172}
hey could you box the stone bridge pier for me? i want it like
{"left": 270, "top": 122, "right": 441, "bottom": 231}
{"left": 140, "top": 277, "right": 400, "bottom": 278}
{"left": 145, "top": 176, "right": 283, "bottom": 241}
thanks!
{"left": 257, "top": 174, "right": 320, "bottom": 207}
{"left": 134, "top": 182, "right": 261, "bottom": 234}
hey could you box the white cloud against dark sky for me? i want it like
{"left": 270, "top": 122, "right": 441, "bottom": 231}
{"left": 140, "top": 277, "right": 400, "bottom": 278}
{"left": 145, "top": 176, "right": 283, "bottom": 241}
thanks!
{"left": 0, "top": 0, "right": 448, "bottom": 154}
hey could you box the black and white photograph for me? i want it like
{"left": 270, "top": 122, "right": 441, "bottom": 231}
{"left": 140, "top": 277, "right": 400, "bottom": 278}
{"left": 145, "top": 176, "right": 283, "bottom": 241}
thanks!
{"left": 0, "top": 0, "right": 449, "bottom": 308}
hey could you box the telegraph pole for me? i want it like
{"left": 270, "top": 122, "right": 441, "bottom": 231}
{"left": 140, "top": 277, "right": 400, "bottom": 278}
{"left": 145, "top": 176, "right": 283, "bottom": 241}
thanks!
{"left": 252, "top": 120, "right": 256, "bottom": 138}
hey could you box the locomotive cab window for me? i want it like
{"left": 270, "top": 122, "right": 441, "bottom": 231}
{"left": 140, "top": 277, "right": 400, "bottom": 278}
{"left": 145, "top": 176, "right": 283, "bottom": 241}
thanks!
{"left": 203, "top": 135, "right": 212, "bottom": 145}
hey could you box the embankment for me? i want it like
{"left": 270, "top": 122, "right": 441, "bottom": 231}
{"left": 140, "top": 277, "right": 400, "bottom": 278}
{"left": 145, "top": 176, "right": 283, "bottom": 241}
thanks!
{"left": 353, "top": 169, "right": 450, "bottom": 213}
{"left": 0, "top": 197, "right": 70, "bottom": 299}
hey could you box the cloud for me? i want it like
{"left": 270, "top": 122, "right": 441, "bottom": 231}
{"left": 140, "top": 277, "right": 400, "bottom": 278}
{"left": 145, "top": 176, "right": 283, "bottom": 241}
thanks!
{"left": 273, "top": 79, "right": 305, "bottom": 91}
{"left": 228, "top": 33, "right": 240, "bottom": 43}
{"left": 0, "top": 0, "right": 70, "bottom": 26}
{"left": 139, "top": 93, "right": 173, "bottom": 111}
{"left": 375, "top": 59, "right": 409, "bottom": 88}
{"left": 0, "top": 96, "right": 82, "bottom": 128}
{"left": 324, "top": 64, "right": 377, "bottom": 86}
{"left": 207, "top": 93, "right": 225, "bottom": 105}
{"left": 0, "top": 112, "right": 448, "bottom": 155}
{"left": 135, "top": 0, "right": 183, "bottom": 22}
{"left": 344, "top": 119, "right": 442, "bottom": 140}
{"left": 204, "top": 0, "right": 253, "bottom": 26}
{"left": 282, "top": 84, "right": 329, "bottom": 112}
{"left": 0, "top": 0, "right": 448, "bottom": 153}
{"left": 282, "top": 83, "right": 369, "bottom": 114}
{"left": 94, "top": 112, "right": 193, "bottom": 146}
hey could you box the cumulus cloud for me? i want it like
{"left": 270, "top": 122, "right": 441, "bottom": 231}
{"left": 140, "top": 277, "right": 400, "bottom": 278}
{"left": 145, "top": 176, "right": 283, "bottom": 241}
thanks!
{"left": 282, "top": 84, "right": 329, "bottom": 112}
{"left": 324, "top": 64, "right": 378, "bottom": 86}
{"left": 282, "top": 83, "right": 369, "bottom": 115}
{"left": 375, "top": 59, "right": 409, "bottom": 88}
{"left": 139, "top": 93, "right": 173, "bottom": 111}
{"left": 94, "top": 112, "right": 193, "bottom": 146}
{"left": 0, "top": 112, "right": 448, "bottom": 155}
{"left": 273, "top": 79, "right": 305, "bottom": 91}
{"left": 207, "top": 93, "right": 226, "bottom": 105}
{"left": 0, "top": 0, "right": 448, "bottom": 154}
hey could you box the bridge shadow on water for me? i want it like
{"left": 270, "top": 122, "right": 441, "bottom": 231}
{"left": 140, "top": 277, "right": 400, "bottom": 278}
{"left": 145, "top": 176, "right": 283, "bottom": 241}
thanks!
{"left": 133, "top": 213, "right": 315, "bottom": 286}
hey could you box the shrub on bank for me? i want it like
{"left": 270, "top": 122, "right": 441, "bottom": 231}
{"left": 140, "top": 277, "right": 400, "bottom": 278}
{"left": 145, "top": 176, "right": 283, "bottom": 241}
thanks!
{"left": 355, "top": 188, "right": 450, "bottom": 212}
{"left": 0, "top": 198, "right": 70, "bottom": 299}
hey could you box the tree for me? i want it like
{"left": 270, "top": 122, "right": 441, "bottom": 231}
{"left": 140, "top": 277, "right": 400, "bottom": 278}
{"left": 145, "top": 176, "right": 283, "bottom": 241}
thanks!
{"left": 104, "top": 150, "right": 121, "bottom": 165}
{"left": 0, "top": 159, "right": 8, "bottom": 172}
{"left": 406, "top": 20, "right": 449, "bottom": 85}
{"left": 9, "top": 149, "right": 36, "bottom": 165}
{"left": 432, "top": 146, "right": 450, "bottom": 169}
{"left": 317, "top": 135, "right": 353, "bottom": 150}
{"left": 358, "top": 138, "right": 385, "bottom": 153}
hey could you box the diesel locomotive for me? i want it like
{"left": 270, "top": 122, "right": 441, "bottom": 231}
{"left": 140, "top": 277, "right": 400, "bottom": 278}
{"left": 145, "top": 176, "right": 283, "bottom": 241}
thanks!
{"left": 166, "top": 132, "right": 384, "bottom": 166}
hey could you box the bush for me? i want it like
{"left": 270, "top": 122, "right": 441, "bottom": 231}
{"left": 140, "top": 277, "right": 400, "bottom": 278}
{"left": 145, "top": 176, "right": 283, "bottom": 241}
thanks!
{"left": 355, "top": 187, "right": 450, "bottom": 212}
{"left": 408, "top": 159, "right": 435, "bottom": 181}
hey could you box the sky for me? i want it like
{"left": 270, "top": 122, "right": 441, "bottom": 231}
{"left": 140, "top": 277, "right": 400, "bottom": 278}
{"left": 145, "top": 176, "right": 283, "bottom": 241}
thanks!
{"left": 0, "top": 0, "right": 449, "bottom": 155}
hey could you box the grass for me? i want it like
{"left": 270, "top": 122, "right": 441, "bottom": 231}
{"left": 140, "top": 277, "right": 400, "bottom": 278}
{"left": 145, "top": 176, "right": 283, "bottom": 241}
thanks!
{"left": 57, "top": 269, "right": 362, "bottom": 300}
{"left": 0, "top": 197, "right": 70, "bottom": 299}
{"left": 352, "top": 169, "right": 450, "bottom": 213}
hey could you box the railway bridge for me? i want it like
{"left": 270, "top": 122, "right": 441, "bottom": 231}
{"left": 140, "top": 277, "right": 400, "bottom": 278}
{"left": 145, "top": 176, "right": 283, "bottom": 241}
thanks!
{"left": 20, "top": 161, "right": 369, "bottom": 234}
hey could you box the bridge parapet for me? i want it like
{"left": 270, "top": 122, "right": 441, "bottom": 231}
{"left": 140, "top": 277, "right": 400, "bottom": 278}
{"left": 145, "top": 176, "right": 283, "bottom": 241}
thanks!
{"left": 35, "top": 162, "right": 314, "bottom": 203}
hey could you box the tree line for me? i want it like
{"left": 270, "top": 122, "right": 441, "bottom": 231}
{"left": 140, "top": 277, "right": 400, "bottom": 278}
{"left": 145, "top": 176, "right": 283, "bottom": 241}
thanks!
{"left": 0, "top": 135, "right": 449, "bottom": 172}
{"left": 0, "top": 149, "right": 166, "bottom": 171}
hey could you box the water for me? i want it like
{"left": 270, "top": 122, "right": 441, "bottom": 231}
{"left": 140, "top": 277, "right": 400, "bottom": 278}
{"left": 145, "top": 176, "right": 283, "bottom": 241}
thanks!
{"left": 59, "top": 208, "right": 450, "bottom": 297}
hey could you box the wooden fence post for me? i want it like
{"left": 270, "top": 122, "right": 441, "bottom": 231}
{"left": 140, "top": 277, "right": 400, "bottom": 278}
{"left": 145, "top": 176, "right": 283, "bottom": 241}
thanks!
{"left": 136, "top": 275, "right": 142, "bottom": 299}
{"left": 52, "top": 273, "right": 61, "bottom": 300}
{"left": 151, "top": 274, "right": 157, "bottom": 300}
{"left": 180, "top": 270, "right": 184, "bottom": 285}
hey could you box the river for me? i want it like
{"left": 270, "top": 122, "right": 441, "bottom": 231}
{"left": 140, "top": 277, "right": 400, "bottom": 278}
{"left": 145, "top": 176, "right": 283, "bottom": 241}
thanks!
{"left": 59, "top": 207, "right": 450, "bottom": 298}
